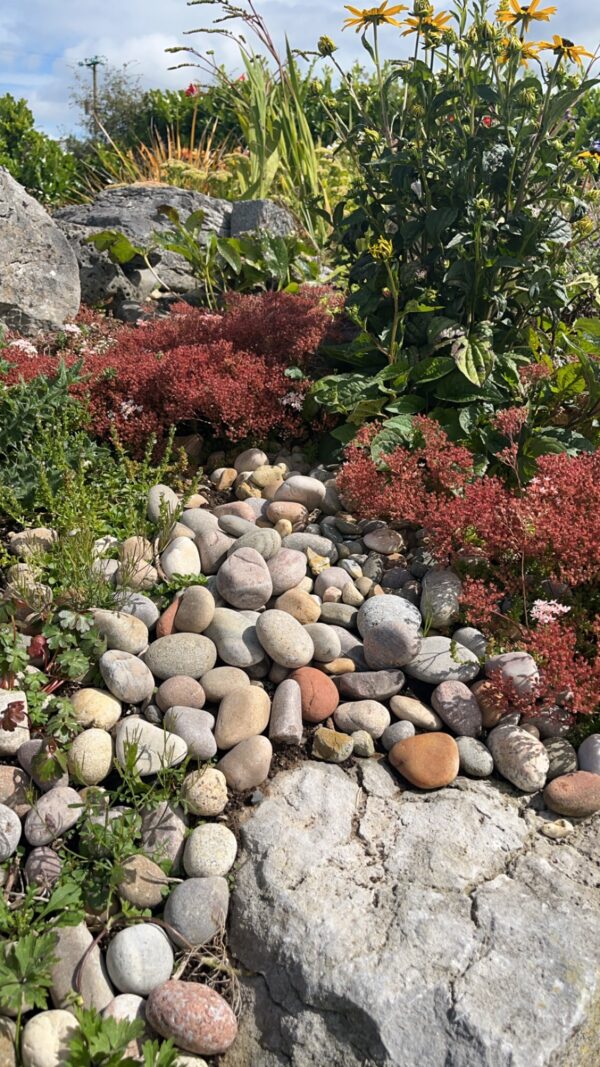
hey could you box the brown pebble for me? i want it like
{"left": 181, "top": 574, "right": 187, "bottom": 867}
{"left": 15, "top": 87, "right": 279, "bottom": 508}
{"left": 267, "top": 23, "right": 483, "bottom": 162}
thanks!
{"left": 389, "top": 733, "right": 459, "bottom": 789}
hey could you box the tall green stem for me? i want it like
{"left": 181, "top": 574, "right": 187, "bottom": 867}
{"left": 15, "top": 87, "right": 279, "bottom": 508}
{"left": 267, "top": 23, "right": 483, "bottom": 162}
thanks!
{"left": 372, "top": 25, "right": 392, "bottom": 148}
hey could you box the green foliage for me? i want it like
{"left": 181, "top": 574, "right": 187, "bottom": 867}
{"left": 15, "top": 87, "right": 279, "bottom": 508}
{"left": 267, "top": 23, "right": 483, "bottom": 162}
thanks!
{"left": 0, "top": 933, "right": 58, "bottom": 1018}
{"left": 0, "top": 881, "right": 85, "bottom": 942}
{"left": 67, "top": 1007, "right": 145, "bottom": 1067}
{"left": 0, "top": 94, "right": 80, "bottom": 204}
{"left": 87, "top": 208, "right": 321, "bottom": 310}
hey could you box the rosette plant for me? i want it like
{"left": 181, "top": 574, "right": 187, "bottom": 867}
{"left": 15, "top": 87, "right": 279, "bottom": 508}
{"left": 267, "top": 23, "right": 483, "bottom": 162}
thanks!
{"left": 308, "top": 0, "right": 600, "bottom": 463}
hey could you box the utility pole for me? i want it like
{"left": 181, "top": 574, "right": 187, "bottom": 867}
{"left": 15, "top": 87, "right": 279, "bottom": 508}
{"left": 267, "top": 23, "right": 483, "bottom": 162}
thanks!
{"left": 78, "top": 55, "right": 106, "bottom": 134}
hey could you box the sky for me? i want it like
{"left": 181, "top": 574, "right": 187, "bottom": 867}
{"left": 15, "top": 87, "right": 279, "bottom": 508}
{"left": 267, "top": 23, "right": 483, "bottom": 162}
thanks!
{"left": 1, "top": 0, "right": 599, "bottom": 139}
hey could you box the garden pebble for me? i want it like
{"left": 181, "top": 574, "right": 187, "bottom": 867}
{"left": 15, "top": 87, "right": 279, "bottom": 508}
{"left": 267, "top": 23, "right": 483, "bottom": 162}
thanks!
{"left": 117, "top": 592, "right": 160, "bottom": 629}
{"left": 453, "top": 626, "right": 487, "bottom": 660}
{"left": 146, "top": 981, "right": 238, "bottom": 1056}
{"left": 543, "top": 737, "right": 578, "bottom": 782}
{"left": 24, "top": 847, "right": 62, "bottom": 888}
{"left": 339, "top": 669, "right": 404, "bottom": 702}
{"left": 389, "top": 733, "right": 460, "bottom": 790}
{"left": 0, "top": 690, "right": 29, "bottom": 756}
{"left": 318, "top": 603, "right": 357, "bottom": 628}
{"left": 164, "top": 876, "right": 230, "bottom": 947}
{"left": 196, "top": 528, "right": 235, "bottom": 575}
{"left": 256, "top": 609, "right": 314, "bottom": 668}
{"left": 352, "top": 730, "right": 375, "bottom": 757}
{"left": 289, "top": 666, "right": 339, "bottom": 722}
{"left": 389, "top": 695, "right": 442, "bottom": 731}
{"left": 217, "top": 547, "right": 273, "bottom": 609}
{"left": 266, "top": 548, "right": 307, "bottom": 595}
{"left": 0, "top": 802, "right": 21, "bottom": 860}
{"left": 183, "top": 823, "right": 238, "bottom": 878}
{"left": 456, "top": 736, "right": 494, "bottom": 778}
{"left": 275, "top": 587, "right": 320, "bottom": 624}
{"left": 282, "top": 533, "right": 337, "bottom": 562}
{"left": 117, "top": 853, "right": 169, "bottom": 908}
{"left": 148, "top": 483, "right": 180, "bottom": 523}
{"left": 182, "top": 768, "right": 228, "bottom": 816}
{"left": 484, "top": 651, "right": 539, "bottom": 697}
{"left": 155, "top": 675, "right": 205, "bottom": 712}
{"left": 312, "top": 727, "right": 353, "bottom": 763}
{"left": 200, "top": 666, "right": 250, "bottom": 702}
{"left": 578, "top": 734, "right": 600, "bottom": 775}
{"left": 205, "top": 608, "right": 264, "bottom": 667}
{"left": 99, "top": 650, "right": 155, "bottom": 704}
{"left": 275, "top": 475, "right": 326, "bottom": 510}
{"left": 20, "top": 1009, "right": 80, "bottom": 1067}
{"left": 431, "top": 681, "right": 482, "bottom": 737}
{"left": 115, "top": 718, "right": 188, "bottom": 776}
{"left": 161, "top": 537, "right": 201, "bottom": 579}
{"left": 217, "top": 735, "right": 273, "bottom": 791}
{"left": 404, "top": 636, "right": 480, "bottom": 685}
{"left": 334, "top": 700, "right": 390, "bottom": 739}
{"left": 269, "top": 679, "right": 303, "bottom": 744}
{"left": 91, "top": 609, "right": 149, "bottom": 655}
{"left": 487, "top": 725, "right": 550, "bottom": 792}
{"left": 357, "top": 595, "right": 421, "bottom": 635}
{"left": 234, "top": 447, "right": 268, "bottom": 472}
{"left": 381, "top": 720, "right": 415, "bottom": 751}
{"left": 214, "top": 686, "right": 270, "bottom": 750}
{"left": 0, "top": 764, "right": 31, "bottom": 816}
{"left": 228, "top": 528, "right": 281, "bottom": 561}
{"left": 163, "top": 707, "right": 217, "bottom": 760}
{"left": 172, "top": 586, "right": 215, "bottom": 633}
{"left": 144, "top": 633, "right": 217, "bottom": 680}
{"left": 363, "top": 620, "right": 421, "bottom": 670}
{"left": 303, "top": 622, "right": 341, "bottom": 663}
{"left": 420, "top": 568, "right": 461, "bottom": 628}
{"left": 106, "top": 924, "right": 174, "bottom": 996}
{"left": 25, "top": 786, "right": 83, "bottom": 846}
{"left": 19, "top": 739, "right": 68, "bottom": 792}
{"left": 67, "top": 728, "right": 113, "bottom": 785}
{"left": 50, "top": 923, "right": 113, "bottom": 1010}
{"left": 543, "top": 771, "right": 600, "bottom": 818}
{"left": 140, "top": 801, "right": 187, "bottom": 871}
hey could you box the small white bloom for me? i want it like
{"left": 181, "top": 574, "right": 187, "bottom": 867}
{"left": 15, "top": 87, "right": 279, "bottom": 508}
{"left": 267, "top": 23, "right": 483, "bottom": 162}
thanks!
{"left": 531, "top": 599, "right": 571, "bottom": 625}
{"left": 62, "top": 323, "right": 81, "bottom": 335}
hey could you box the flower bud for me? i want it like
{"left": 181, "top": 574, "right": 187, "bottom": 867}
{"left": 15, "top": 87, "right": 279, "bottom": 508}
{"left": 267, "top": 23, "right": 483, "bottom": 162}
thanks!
{"left": 318, "top": 35, "right": 337, "bottom": 57}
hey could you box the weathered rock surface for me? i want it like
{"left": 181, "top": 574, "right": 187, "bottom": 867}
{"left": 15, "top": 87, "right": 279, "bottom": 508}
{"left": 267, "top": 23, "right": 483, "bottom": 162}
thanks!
{"left": 0, "top": 169, "right": 80, "bottom": 333}
{"left": 224, "top": 761, "right": 600, "bottom": 1067}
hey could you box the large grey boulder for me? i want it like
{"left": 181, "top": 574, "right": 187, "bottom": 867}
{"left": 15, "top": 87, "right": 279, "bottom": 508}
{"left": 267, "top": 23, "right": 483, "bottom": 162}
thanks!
{"left": 54, "top": 184, "right": 295, "bottom": 312}
{"left": 0, "top": 168, "right": 80, "bottom": 333}
{"left": 224, "top": 761, "right": 600, "bottom": 1067}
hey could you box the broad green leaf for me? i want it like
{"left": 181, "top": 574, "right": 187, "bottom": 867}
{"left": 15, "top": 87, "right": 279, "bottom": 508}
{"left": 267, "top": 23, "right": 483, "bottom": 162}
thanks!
{"left": 85, "top": 231, "right": 143, "bottom": 265}
{"left": 410, "top": 356, "right": 455, "bottom": 383}
{"left": 216, "top": 238, "right": 242, "bottom": 274}
{"left": 451, "top": 335, "right": 495, "bottom": 386}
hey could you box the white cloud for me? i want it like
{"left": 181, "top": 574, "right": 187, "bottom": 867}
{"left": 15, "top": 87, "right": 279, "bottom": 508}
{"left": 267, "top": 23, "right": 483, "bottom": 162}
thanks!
{"left": 0, "top": 0, "right": 598, "bottom": 137}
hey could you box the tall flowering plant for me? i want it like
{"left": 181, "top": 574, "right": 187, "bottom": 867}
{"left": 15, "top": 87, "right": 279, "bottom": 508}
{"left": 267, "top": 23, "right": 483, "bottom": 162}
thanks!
{"left": 309, "top": 0, "right": 599, "bottom": 454}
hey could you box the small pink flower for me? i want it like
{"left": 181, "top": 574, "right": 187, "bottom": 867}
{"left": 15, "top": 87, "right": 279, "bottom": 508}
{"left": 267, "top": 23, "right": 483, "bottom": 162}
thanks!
{"left": 185, "top": 83, "right": 200, "bottom": 97}
{"left": 530, "top": 599, "right": 571, "bottom": 625}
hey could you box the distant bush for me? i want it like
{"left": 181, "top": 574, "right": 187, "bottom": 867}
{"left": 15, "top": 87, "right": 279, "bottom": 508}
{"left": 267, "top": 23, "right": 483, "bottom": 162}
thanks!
{"left": 0, "top": 95, "right": 80, "bottom": 205}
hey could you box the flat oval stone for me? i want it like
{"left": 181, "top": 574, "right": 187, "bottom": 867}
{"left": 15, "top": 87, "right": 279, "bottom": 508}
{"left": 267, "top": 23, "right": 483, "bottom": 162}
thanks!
{"left": 431, "top": 681, "right": 482, "bottom": 737}
{"left": 304, "top": 623, "right": 341, "bottom": 663}
{"left": 115, "top": 717, "right": 188, "bottom": 777}
{"left": 146, "top": 980, "right": 238, "bottom": 1056}
{"left": 144, "top": 633, "right": 217, "bottom": 680}
{"left": 457, "top": 736, "right": 494, "bottom": 778}
{"left": 314, "top": 567, "right": 351, "bottom": 598}
{"left": 201, "top": 666, "right": 251, "bottom": 702}
{"left": 267, "top": 501, "right": 309, "bottom": 527}
{"left": 25, "top": 786, "right": 83, "bottom": 846}
{"left": 389, "top": 695, "right": 442, "bottom": 731}
{"left": 267, "top": 548, "right": 307, "bottom": 596}
{"left": 228, "top": 528, "right": 281, "bottom": 561}
{"left": 156, "top": 676, "right": 205, "bottom": 712}
{"left": 214, "top": 686, "right": 270, "bottom": 750}
{"left": 50, "top": 923, "right": 113, "bottom": 1010}
{"left": 334, "top": 700, "right": 390, "bottom": 739}
{"left": 488, "top": 725, "right": 549, "bottom": 792}
{"left": 256, "top": 610, "right": 314, "bottom": 669}
{"left": 161, "top": 537, "right": 201, "bottom": 579}
{"left": 67, "top": 728, "right": 113, "bottom": 785}
{"left": 404, "top": 636, "right": 479, "bottom": 685}
{"left": 91, "top": 609, "right": 149, "bottom": 655}
{"left": 382, "top": 720, "right": 415, "bottom": 750}
{"left": 183, "top": 823, "right": 237, "bottom": 879}
{"left": 164, "top": 876, "right": 229, "bottom": 947}
{"left": 289, "top": 667, "right": 339, "bottom": 723}
{"left": 339, "top": 670, "right": 404, "bottom": 702}
{"left": 106, "top": 924, "right": 173, "bottom": 995}
{"left": 24, "top": 847, "right": 62, "bottom": 888}
{"left": 173, "top": 586, "right": 215, "bottom": 634}
{"left": 70, "top": 687, "right": 122, "bottom": 729}
{"left": 578, "top": 734, "right": 600, "bottom": 775}
{"left": 118, "top": 592, "right": 160, "bottom": 629}
{"left": 216, "top": 547, "right": 273, "bottom": 610}
{"left": 484, "top": 651, "right": 539, "bottom": 697}
{"left": 543, "top": 771, "right": 600, "bottom": 818}
{"left": 180, "top": 509, "right": 218, "bottom": 536}
{"left": 389, "top": 733, "right": 460, "bottom": 789}
{"left": 363, "top": 620, "right": 421, "bottom": 670}
{"left": 318, "top": 603, "right": 357, "bottom": 629}
{"left": 148, "top": 483, "right": 180, "bottom": 523}
{"left": 0, "top": 803, "right": 21, "bottom": 860}
{"left": 195, "top": 528, "right": 235, "bottom": 575}
{"left": 357, "top": 596, "right": 421, "bottom": 636}
{"left": 99, "top": 651, "right": 155, "bottom": 704}
{"left": 453, "top": 626, "right": 487, "bottom": 660}
{"left": 282, "top": 533, "right": 338, "bottom": 562}
{"left": 21, "top": 1009, "right": 79, "bottom": 1067}
{"left": 217, "top": 735, "right": 273, "bottom": 791}
{"left": 205, "top": 608, "right": 264, "bottom": 667}
{"left": 163, "top": 708, "right": 217, "bottom": 760}
{"left": 140, "top": 801, "right": 187, "bottom": 871}
{"left": 235, "top": 447, "right": 268, "bottom": 472}
{"left": 182, "top": 768, "right": 228, "bottom": 816}
{"left": 363, "top": 527, "right": 404, "bottom": 554}
{"left": 420, "top": 568, "right": 461, "bottom": 628}
{"left": 543, "top": 737, "right": 578, "bottom": 782}
{"left": 117, "top": 853, "right": 169, "bottom": 908}
{"left": 275, "top": 475, "right": 326, "bottom": 510}
{"left": 275, "top": 588, "right": 320, "bottom": 624}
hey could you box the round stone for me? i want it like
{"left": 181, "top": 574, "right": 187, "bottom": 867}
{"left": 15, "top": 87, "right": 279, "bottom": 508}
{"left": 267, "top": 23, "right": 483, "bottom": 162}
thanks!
{"left": 205, "top": 608, "right": 264, "bottom": 668}
{"left": 0, "top": 764, "right": 31, "bottom": 817}
{"left": 313, "top": 567, "right": 350, "bottom": 598}
{"left": 201, "top": 667, "right": 250, "bottom": 703}
{"left": 91, "top": 609, "right": 149, "bottom": 655}
{"left": 67, "top": 729, "right": 113, "bottom": 786}
{"left": 216, "top": 547, "right": 273, "bottom": 610}
{"left": 456, "top": 736, "right": 494, "bottom": 778}
{"left": 146, "top": 981, "right": 237, "bottom": 1056}
{"left": 217, "top": 735, "right": 273, "bottom": 791}
{"left": 119, "top": 593, "right": 160, "bottom": 629}
{"left": 228, "top": 529, "right": 281, "bottom": 561}
{"left": 420, "top": 568, "right": 461, "bottom": 628}
{"left": 389, "top": 733, "right": 460, "bottom": 789}
{"left": 282, "top": 533, "right": 337, "bottom": 562}
{"left": 382, "top": 720, "right": 415, "bottom": 751}
{"left": 156, "top": 676, "right": 205, "bottom": 712}
{"left": 161, "top": 537, "right": 201, "bottom": 579}
{"left": 164, "top": 876, "right": 229, "bottom": 947}
{"left": 196, "top": 529, "right": 235, "bottom": 575}
{"left": 115, "top": 718, "right": 187, "bottom": 777}
{"left": 21, "top": 1009, "right": 79, "bottom": 1067}
{"left": 182, "top": 768, "right": 228, "bottom": 816}
{"left": 24, "top": 847, "right": 62, "bottom": 888}
{"left": 487, "top": 726, "right": 550, "bottom": 792}
{"left": 234, "top": 447, "right": 268, "bottom": 472}
{"left": 183, "top": 823, "right": 237, "bottom": 878}
{"left": 144, "top": 634, "right": 217, "bottom": 680}
{"left": 363, "top": 621, "right": 421, "bottom": 670}
{"left": 289, "top": 667, "right": 339, "bottom": 723}
{"left": 453, "top": 626, "right": 487, "bottom": 660}
{"left": 99, "top": 651, "right": 155, "bottom": 704}
{"left": 25, "top": 786, "right": 83, "bottom": 846}
{"left": 0, "top": 803, "right": 21, "bottom": 860}
{"left": 275, "top": 475, "right": 326, "bottom": 510}
{"left": 312, "top": 727, "right": 353, "bottom": 763}
{"left": 543, "top": 737, "right": 578, "bottom": 782}
{"left": 318, "top": 603, "right": 357, "bottom": 629}
{"left": 578, "top": 734, "right": 600, "bottom": 775}
{"left": 148, "top": 483, "right": 180, "bottom": 523}
{"left": 141, "top": 801, "right": 187, "bottom": 871}
{"left": 484, "top": 652, "right": 539, "bottom": 698}
{"left": 256, "top": 610, "right": 314, "bottom": 669}
{"left": 389, "top": 695, "right": 442, "bottom": 731}
{"left": 339, "top": 670, "right": 404, "bottom": 702}
{"left": 117, "top": 854, "right": 169, "bottom": 908}
{"left": 404, "top": 636, "right": 480, "bottom": 685}
{"left": 357, "top": 596, "right": 421, "bottom": 636}
{"left": 173, "top": 586, "right": 215, "bottom": 634}
{"left": 163, "top": 707, "right": 216, "bottom": 760}
{"left": 334, "top": 700, "right": 390, "bottom": 739}
{"left": 274, "top": 588, "right": 320, "bottom": 624}
{"left": 363, "top": 527, "right": 404, "bottom": 554}
{"left": 267, "top": 502, "right": 309, "bottom": 527}
{"left": 106, "top": 925, "right": 174, "bottom": 995}
{"left": 214, "top": 686, "right": 270, "bottom": 750}
{"left": 267, "top": 548, "right": 307, "bottom": 595}
{"left": 303, "top": 623, "right": 341, "bottom": 663}
{"left": 70, "top": 688, "right": 122, "bottom": 730}
{"left": 431, "top": 681, "right": 482, "bottom": 737}
{"left": 543, "top": 771, "right": 600, "bottom": 818}
{"left": 352, "top": 730, "right": 375, "bottom": 757}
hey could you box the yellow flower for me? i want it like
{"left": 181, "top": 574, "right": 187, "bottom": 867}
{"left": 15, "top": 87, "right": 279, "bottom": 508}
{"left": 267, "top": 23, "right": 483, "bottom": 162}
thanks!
{"left": 401, "top": 9, "right": 452, "bottom": 36}
{"left": 498, "top": 36, "right": 543, "bottom": 64}
{"left": 370, "top": 236, "right": 395, "bottom": 260}
{"left": 497, "top": 0, "right": 557, "bottom": 32}
{"left": 539, "top": 35, "right": 595, "bottom": 65}
{"left": 343, "top": 1, "right": 408, "bottom": 32}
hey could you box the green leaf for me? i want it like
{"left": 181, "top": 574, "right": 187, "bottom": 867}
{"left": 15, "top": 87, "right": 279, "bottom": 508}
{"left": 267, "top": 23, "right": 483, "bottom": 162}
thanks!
{"left": 85, "top": 231, "right": 143, "bottom": 265}
{"left": 451, "top": 334, "right": 495, "bottom": 386}
{"left": 370, "top": 415, "right": 415, "bottom": 462}
{"left": 216, "top": 238, "right": 242, "bottom": 274}
{"left": 330, "top": 422, "right": 357, "bottom": 444}
{"left": 410, "top": 356, "right": 455, "bottom": 383}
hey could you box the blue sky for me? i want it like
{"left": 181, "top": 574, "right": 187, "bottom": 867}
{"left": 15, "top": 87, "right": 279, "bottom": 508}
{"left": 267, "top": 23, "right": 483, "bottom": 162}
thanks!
{"left": 1, "top": 0, "right": 599, "bottom": 138}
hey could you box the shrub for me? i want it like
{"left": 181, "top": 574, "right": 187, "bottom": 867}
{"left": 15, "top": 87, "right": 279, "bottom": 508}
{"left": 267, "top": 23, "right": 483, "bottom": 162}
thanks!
{"left": 0, "top": 94, "right": 80, "bottom": 205}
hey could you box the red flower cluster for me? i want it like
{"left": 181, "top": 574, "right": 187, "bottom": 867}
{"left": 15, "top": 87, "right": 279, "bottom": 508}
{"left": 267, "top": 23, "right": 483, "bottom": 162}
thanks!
{"left": 3, "top": 290, "right": 341, "bottom": 452}
{"left": 525, "top": 621, "right": 600, "bottom": 717}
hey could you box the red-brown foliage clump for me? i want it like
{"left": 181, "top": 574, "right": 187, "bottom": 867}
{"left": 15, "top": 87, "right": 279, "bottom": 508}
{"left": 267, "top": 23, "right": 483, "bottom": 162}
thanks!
{"left": 2, "top": 289, "right": 341, "bottom": 450}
